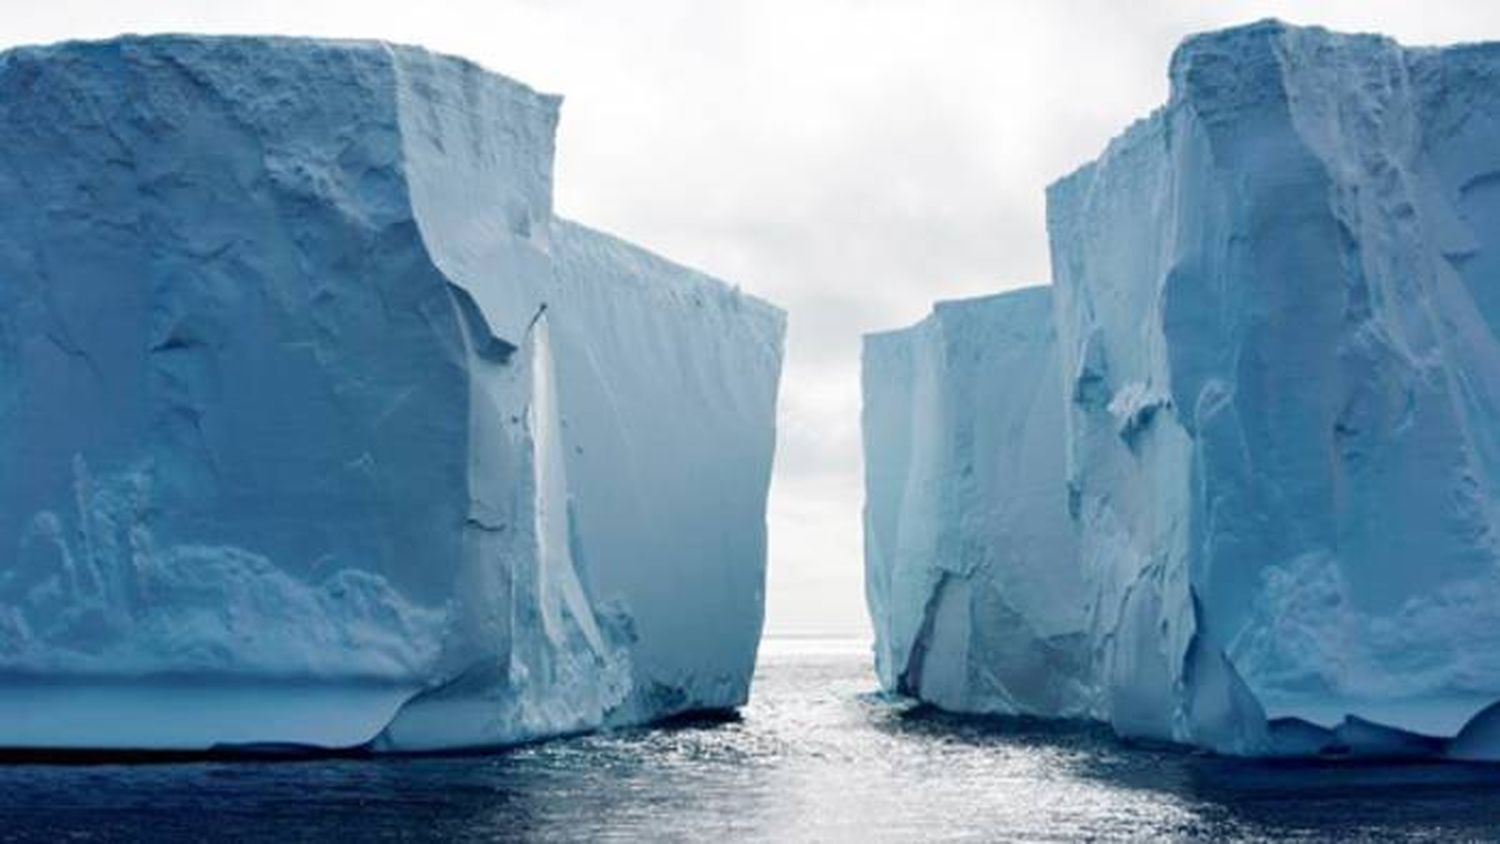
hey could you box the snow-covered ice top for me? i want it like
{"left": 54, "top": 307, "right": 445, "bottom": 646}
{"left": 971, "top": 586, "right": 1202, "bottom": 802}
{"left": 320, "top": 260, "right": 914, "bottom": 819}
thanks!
{"left": 0, "top": 35, "right": 784, "bottom": 751}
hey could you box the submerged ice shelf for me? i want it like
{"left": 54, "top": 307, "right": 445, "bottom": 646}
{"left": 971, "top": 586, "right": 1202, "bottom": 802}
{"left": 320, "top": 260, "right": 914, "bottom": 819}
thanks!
{"left": 865, "top": 21, "right": 1500, "bottom": 760}
{"left": 0, "top": 36, "right": 784, "bottom": 751}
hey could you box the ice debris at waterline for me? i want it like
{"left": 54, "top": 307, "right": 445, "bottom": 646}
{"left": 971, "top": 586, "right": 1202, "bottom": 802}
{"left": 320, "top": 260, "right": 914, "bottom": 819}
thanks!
{"left": 0, "top": 36, "right": 784, "bottom": 752}
{"left": 864, "top": 20, "right": 1500, "bottom": 760}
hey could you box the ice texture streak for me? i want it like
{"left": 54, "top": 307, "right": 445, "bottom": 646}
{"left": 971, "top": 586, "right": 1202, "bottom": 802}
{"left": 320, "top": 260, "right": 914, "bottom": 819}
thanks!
{"left": 866, "top": 21, "right": 1500, "bottom": 759}
{"left": 0, "top": 35, "right": 784, "bottom": 752}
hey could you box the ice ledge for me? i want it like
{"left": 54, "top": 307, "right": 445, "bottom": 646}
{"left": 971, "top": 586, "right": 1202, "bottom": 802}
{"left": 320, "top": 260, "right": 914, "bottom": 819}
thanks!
{"left": 0, "top": 679, "right": 417, "bottom": 751}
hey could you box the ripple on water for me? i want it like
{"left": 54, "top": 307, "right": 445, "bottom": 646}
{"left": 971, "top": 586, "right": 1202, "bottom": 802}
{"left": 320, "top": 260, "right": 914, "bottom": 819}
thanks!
{"left": 1, "top": 640, "right": 1498, "bottom": 841}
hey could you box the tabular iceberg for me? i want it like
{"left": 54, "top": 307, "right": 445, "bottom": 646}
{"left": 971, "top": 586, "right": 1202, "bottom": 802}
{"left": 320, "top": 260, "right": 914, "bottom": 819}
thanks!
{"left": 866, "top": 20, "right": 1500, "bottom": 759}
{"left": 0, "top": 36, "right": 784, "bottom": 752}
{"left": 863, "top": 288, "right": 1088, "bottom": 717}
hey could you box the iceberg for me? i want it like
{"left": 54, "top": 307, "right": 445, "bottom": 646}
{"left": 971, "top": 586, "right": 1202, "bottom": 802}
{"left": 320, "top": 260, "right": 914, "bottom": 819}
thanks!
{"left": 866, "top": 21, "right": 1500, "bottom": 759}
{"left": 863, "top": 288, "right": 1088, "bottom": 718}
{"left": 0, "top": 36, "right": 784, "bottom": 752}
{"left": 1052, "top": 19, "right": 1500, "bottom": 758}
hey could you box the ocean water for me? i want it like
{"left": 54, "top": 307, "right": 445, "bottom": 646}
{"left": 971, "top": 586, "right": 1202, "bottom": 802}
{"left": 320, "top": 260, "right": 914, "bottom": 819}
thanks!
{"left": 2, "top": 639, "right": 1499, "bottom": 841}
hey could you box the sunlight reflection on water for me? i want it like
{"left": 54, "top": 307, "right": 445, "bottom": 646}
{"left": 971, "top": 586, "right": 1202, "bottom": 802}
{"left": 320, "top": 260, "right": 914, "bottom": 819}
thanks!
{"left": 1, "top": 639, "right": 1498, "bottom": 841}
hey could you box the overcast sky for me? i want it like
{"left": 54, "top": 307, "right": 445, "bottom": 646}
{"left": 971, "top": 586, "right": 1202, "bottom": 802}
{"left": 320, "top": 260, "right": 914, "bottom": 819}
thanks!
{"left": 8, "top": 1, "right": 1500, "bottom": 638}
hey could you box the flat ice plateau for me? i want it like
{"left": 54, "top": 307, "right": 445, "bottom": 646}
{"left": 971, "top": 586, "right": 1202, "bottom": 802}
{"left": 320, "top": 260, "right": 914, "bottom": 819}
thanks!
{"left": 0, "top": 36, "right": 784, "bottom": 751}
{"left": 866, "top": 20, "right": 1500, "bottom": 759}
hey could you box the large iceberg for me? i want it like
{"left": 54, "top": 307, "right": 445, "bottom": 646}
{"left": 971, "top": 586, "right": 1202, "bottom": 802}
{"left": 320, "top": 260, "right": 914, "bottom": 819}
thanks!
{"left": 0, "top": 36, "right": 783, "bottom": 752}
{"left": 866, "top": 21, "right": 1500, "bottom": 759}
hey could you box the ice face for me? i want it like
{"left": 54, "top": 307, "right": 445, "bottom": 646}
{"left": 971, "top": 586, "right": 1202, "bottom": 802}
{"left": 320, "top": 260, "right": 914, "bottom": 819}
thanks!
{"left": 862, "top": 288, "right": 1089, "bottom": 718}
{"left": 1049, "top": 20, "right": 1500, "bottom": 757}
{"left": 0, "top": 36, "right": 784, "bottom": 752}
{"left": 866, "top": 21, "right": 1500, "bottom": 759}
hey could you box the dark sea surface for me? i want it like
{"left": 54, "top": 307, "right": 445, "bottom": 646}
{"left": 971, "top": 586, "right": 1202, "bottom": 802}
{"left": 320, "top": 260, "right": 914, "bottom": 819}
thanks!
{"left": 2, "top": 639, "right": 1499, "bottom": 841}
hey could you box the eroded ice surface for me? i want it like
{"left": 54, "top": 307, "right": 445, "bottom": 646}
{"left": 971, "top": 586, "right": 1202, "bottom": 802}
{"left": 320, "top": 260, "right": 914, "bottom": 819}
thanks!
{"left": 0, "top": 36, "right": 783, "bottom": 751}
{"left": 867, "top": 21, "right": 1500, "bottom": 760}
{"left": 1049, "top": 20, "right": 1500, "bottom": 757}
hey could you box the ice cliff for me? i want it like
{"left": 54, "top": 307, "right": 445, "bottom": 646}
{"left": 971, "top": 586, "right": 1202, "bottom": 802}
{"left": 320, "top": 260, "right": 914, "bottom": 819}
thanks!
{"left": 866, "top": 21, "right": 1500, "bottom": 759}
{"left": 863, "top": 288, "right": 1088, "bottom": 718}
{"left": 0, "top": 36, "right": 784, "bottom": 752}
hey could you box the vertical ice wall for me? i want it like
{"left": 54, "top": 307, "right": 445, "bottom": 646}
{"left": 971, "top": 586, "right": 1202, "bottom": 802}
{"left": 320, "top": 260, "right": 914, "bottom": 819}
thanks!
{"left": 863, "top": 288, "right": 1088, "bottom": 717}
{"left": 0, "top": 35, "right": 783, "bottom": 751}
{"left": 865, "top": 21, "right": 1500, "bottom": 759}
{"left": 543, "top": 221, "right": 781, "bottom": 724}
{"left": 1048, "top": 21, "right": 1500, "bottom": 755}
